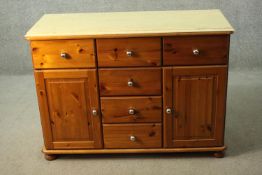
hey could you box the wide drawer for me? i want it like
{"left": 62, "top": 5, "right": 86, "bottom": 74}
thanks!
{"left": 103, "top": 123, "right": 162, "bottom": 148}
{"left": 101, "top": 96, "right": 162, "bottom": 123}
{"left": 99, "top": 68, "right": 161, "bottom": 96}
{"left": 97, "top": 38, "right": 161, "bottom": 67}
{"left": 163, "top": 35, "right": 229, "bottom": 65}
{"left": 31, "top": 39, "right": 95, "bottom": 68}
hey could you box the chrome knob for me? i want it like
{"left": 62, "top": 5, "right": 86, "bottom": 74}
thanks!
{"left": 92, "top": 109, "right": 97, "bottom": 116}
{"left": 193, "top": 49, "right": 200, "bottom": 55}
{"left": 130, "top": 135, "right": 136, "bottom": 142}
{"left": 127, "top": 80, "right": 134, "bottom": 87}
{"left": 166, "top": 108, "right": 172, "bottom": 114}
{"left": 126, "top": 50, "right": 133, "bottom": 57}
{"left": 60, "top": 52, "right": 68, "bottom": 59}
{"left": 128, "top": 108, "right": 135, "bottom": 115}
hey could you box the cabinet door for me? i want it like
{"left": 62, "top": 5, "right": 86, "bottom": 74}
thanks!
{"left": 163, "top": 66, "right": 227, "bottom": 148}
{"left": 34, "top": 69, "right": 102, "bottom": 149}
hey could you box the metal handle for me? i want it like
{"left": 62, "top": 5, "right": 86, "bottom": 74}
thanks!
{"left": 192, "top": 49, "right": 200, "bottom": 56}
{"left": 128, "top": 108, "right": 136, "bottom": 115}
{"left": 126, "top": 50, "right": 133, "bottom": 57}
{"left": 130, "top": 135, "right": 136, "bottom": 142}
{"left": 92, "top": 109, "right": 97, "bottom": 116}
{"left": 127, "top": 80, "right": 134, "bottom": 87}
{"left": 60, "top": 52, "right": 68, "bottom": 59}
{"left": 166, "top": 108, "right": 172, "bottom": 114}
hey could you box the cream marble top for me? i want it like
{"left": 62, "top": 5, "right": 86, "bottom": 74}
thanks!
{"left": 25, "top": 9, "right": 234, "bottom": 40}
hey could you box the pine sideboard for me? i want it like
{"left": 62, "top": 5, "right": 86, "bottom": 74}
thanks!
{"left": 25, "top": 10, "right": 234, "bottom": 160}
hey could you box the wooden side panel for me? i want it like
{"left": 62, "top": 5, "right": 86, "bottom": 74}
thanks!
{"left": 163, "top": 35, "right": 229, "bottom": 65}
{"left": 101, "top": 96, "right": 162, "bottom": 123}
{"left": 103, "top": 123, "right": 162, "bottom": 148}
{"left": 97, "top": 38, "right": 161, "bottom": 67}
{"left": 31, "top": 39, "right": 95, "bottom": 69}
{"left": 164, "top": 66, "right": 227, "bottom": 148}
{"left": 34, "top": 71, "right": 54, "bottom": 149}
{"left": 34, "top": 69, "right": 102, "bottom": 149}
{"left": 99, "top": 68, "right": 161, "bottom": 96}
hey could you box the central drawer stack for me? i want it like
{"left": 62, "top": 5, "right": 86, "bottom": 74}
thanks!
{"left": 97, "top": 38, "right": 163, "bottom": 148}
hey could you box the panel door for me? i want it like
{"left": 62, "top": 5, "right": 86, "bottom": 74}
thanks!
{"left": 34, "top": 69, "right": 102, "bottom": 149}
{"left": 163, "top": 66, "right": 227, "bottom": 148}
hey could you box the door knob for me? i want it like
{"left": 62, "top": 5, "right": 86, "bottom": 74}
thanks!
{"left": 166, "top": 108, "right": 172, "bottom": 114}
{"left": 60, "top": 52, "right": 69, "bottom": 59}
{"left": 126, "top": 50, "right": 134, "bottom": 57}
{"left": 92, "top": 109, "right": 98, "bottom": 116}
{"left": 130, "top": 135, "right": 136, "bottom": 142}
{"left": 127, "top": 79, "right": 134, "bottom": 87}
{"left": 192, "top": 49, "right": 200, "bottom": 55}
{"left": 128, "top": 108, "right": 136, "bottom": 115}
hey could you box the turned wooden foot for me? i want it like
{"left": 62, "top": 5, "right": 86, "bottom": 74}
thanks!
{"left": 213, "top": 151, "right": 225, "bottom": 158}
{"left": 44, "top": 154, "right": 57, "bottom": 161}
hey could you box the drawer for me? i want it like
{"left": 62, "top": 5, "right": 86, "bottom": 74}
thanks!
{"left": 103, "top": 123, "right": 162, "bottom": 148}
{"left": 163, "top": 35, "right": 229, "bottom": 65}
{"left": 99, "top": 68, "right": 161, "bottom": 96}
{"left": 31, "top": 39, "right": 95, "bottom": 68}
{"left": 97, "top": 38, "right": 161, "bottom": 67}
{"left": 101, "top": 96, "right": 162, "bottom": 123}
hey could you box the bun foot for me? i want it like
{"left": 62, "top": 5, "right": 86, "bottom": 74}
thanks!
{"left": 44, "top": 154, "right": 57, "bottom": 161}
{"left": 213, "top": 151, "right": 225, "bottom": 158}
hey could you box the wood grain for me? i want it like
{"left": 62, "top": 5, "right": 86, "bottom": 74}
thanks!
{"left": 31, "top": 39, "right": 95, "bottom": 69}
{"left": 163, "top": 35, "right": 229, "bottom": 65}
{"left": 99, "top": 68, "right": 161, "bottom": 96}
{"left": 53, "top": 141, "right": 95, "bottom": 149}
{"left": 101, "top": 96, "right": 162, "bottom": 123}
{"left": 103, "top": 123, "right": 162, "bottom": 148}
{"left": 97, "top": 37, "right": 161, "bottom": 67}
{"left": 163, "top": 66, "right": 227, "bottom": 148}
{"left": 34, "top": 69, "right": 102, "bottom": 149}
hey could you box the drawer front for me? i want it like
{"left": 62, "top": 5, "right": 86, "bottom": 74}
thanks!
{"left": 99, "top": 68, "right": 161, "bottom": 96}
{"left": 163, "top": 35, "right": 229, "bottom": 65}
{"left": 103, "top": 123, "right": 162, "bottom": 148}
{"left": 97, "top": 38, "right": 161, "bottom": 67}
{"left": 31, "top": 39, "right": 95, "bottom": 68}
{"left": 101, "top": 96, "right": 162, "bottom": 123}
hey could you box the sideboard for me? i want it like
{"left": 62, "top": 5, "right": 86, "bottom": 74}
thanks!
{"left": 25, "top": 10, "right": 234, "bottom": 160}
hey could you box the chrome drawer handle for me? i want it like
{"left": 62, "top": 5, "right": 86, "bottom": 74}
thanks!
{"left": 130, "top": 135, "right": 136, "bottom": 142}
{"left": 192, "top": 49, "right": 200, "bottom": 56}
{"left": 127, "top": 80, "right": 134, "bottom": 87}
{"left": 128, "top": 108, "right": 136, "bottom": 115}
{"left": 60, "top": 52, "right": 69, "bottom": 59}
{"left": 126, "top": 50, "right": 134, "bottom": 57}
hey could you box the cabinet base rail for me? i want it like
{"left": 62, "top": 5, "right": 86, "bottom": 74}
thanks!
{"left": 43, "top": 145, "right": 226, "bottom": 155}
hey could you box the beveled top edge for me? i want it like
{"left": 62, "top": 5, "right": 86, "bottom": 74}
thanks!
{"left": 25, "top": 9, "right": 234, "bottom": 40}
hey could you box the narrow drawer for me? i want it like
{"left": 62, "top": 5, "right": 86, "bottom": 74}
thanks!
{"left": 103, "top": 123, "right": 162, "bottom": 148}
{"left": 99, "top": 68, "right": 161, "bottom": 96}
{"left": 31, "top": 39, "right": 95, "bottom": 68}
{"left": 163, "top": 35, "right": 229, "bottom": 65}
{"left": 101, "top": 96, "right": 162, "bottom": 123}
{"left": 97, "top": 38, "right": 161, "bottom": 67}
